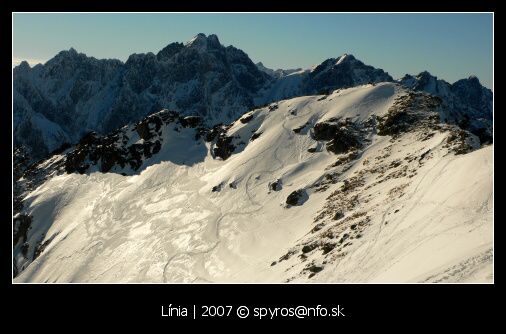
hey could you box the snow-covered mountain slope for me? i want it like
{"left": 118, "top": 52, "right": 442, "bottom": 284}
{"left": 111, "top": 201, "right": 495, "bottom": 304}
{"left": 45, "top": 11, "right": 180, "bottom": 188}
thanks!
{"left": 254, "top": 68, "right": 310, "bottom": 105}
{"left": 13, "top": 82, "right": 493, "bottom": 282}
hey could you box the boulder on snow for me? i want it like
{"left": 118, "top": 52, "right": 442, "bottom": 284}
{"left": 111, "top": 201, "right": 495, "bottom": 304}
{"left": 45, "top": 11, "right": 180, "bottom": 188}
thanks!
{"left": 240, "top": 114, "right": 254, "bottom": 124}
{"left": 269, "top": 179, "right": 282, "bottom": 191}
{"left": 286, "top": 189, "right": 308, "bottom": 206}
{"left": 212, "top": 183, "right": 223, "bottom": 192}
{"left": 307, "top": 264, "right": 324, "bottom": 277}
{"left": 321, "top": 243, "right": 336, "bottom": 255}
{"left": 250, "top": 132, "right": 262, "bottom": 141}
{"left": 302, "top": 242, "right": 318, "bottom": 253}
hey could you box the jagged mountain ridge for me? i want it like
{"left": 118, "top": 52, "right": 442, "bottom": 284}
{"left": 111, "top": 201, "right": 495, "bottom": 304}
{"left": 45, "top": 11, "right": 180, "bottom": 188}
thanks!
{"left": 255, "top": 61, "right": 303, "bottom": 78}
{"left": 13, "top": 83, "right": 492, "bottom": 282}
{"left": 254, "top": 54, "right": 394, "bottom": 104}
{"left": 17, "top": 33, "right": 491, "bottom": 162}
{"left": 400, "top": 71, "right": 493, "bottom": 143}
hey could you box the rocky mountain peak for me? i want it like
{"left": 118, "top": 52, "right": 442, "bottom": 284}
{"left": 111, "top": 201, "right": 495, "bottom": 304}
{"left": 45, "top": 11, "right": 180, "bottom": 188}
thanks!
{"left": 55, "top": 47, "right": 80, "bottom": 60}
{"left": 185, "top": 33, "right": 222, "bottom": 51}
{"left": 14, "top": 61, "right": 31, "bottom": 75}
{"left": 458, "top": 75, "right": 482, "bottom": 87}
{"left": 417, "top": 70, "right": 433, "bottom": 78}
{"left": 336, "top": 53, "right": 356, "bottom": 63}
{"left": 18, "top": 60, "right": 30, "bottom": 69}
{"left": 155, "top": 42, "right": 182, "bottom": 61}
{"left": 125, "top": 52, "right": 156, "bottom": 65}
{"left": 305, "top": 53, "right": 393, "bottom": 94}
{"left": 44, "top": 47, "right": 89, "bottom": 70}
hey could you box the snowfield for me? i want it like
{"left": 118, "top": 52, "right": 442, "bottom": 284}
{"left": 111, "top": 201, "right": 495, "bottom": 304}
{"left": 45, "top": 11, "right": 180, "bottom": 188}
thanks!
{"left": 14, "top": 83, "right": 493, "bottom": 283}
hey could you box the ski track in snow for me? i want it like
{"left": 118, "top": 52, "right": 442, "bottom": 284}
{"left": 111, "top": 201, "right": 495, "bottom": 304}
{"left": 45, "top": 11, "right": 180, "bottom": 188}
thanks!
{"left": 14, "top": 83, "right": 493, "bottom": 283}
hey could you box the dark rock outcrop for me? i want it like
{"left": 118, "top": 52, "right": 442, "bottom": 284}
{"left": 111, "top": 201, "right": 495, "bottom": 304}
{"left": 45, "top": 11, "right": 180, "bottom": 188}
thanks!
{"left": 212, "top": 183, "right": 223, "bottom": 192}
{"left": 313, "top": 119, "right": 362, "bottom": 154}
{"left": 269, "top": 179, "right": 282, "bottom": 191}
{"left": 286, "top": 189, "right": 308, "bottom": 206}
{"left": 302, "top": 243, "right": 318, "bottom": 253}
{"left": 213, "top": 134, "right": 236, "bottom": 160}
{"left": 250, "top": 132, "right": 262, "bottom": 141}
{"left": 377, "top": 92, "right": 442, "bottom": 138}
{"left": 63, "top": 109, "right": 205, "bottom": 174}
{"left": 399, "top": 72, "right": 492, "bottom": 142}
{"left": 240, "top": 114, "right": 254, "bottom": 124}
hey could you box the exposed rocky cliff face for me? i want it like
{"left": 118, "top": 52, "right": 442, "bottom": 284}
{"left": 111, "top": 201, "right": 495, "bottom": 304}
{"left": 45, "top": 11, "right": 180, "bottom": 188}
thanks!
{"left": 399, "top": 72, "right": 493, "bottom": 143}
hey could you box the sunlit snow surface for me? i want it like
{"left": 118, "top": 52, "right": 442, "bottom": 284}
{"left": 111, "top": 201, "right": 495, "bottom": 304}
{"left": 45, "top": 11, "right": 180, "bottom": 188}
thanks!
{"left": 15, "top": 83, "right": 493, "bottom": 283}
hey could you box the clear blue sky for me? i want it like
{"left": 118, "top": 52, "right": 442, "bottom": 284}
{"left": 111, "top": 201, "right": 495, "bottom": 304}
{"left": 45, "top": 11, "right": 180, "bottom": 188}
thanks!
{"left": 13, "top": 13, "right": 493, "bottom": 88}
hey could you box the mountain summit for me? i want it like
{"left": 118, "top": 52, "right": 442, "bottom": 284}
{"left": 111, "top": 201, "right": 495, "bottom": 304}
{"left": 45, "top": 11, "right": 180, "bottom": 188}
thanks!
{"left": 185, "top": 33, "right": 221, "bottom": 50}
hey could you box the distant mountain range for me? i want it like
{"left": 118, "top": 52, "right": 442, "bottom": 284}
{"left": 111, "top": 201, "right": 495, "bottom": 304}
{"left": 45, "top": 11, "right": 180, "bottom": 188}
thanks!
{"left": 13, "top": 33, "right": 493, "bottom": 161}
